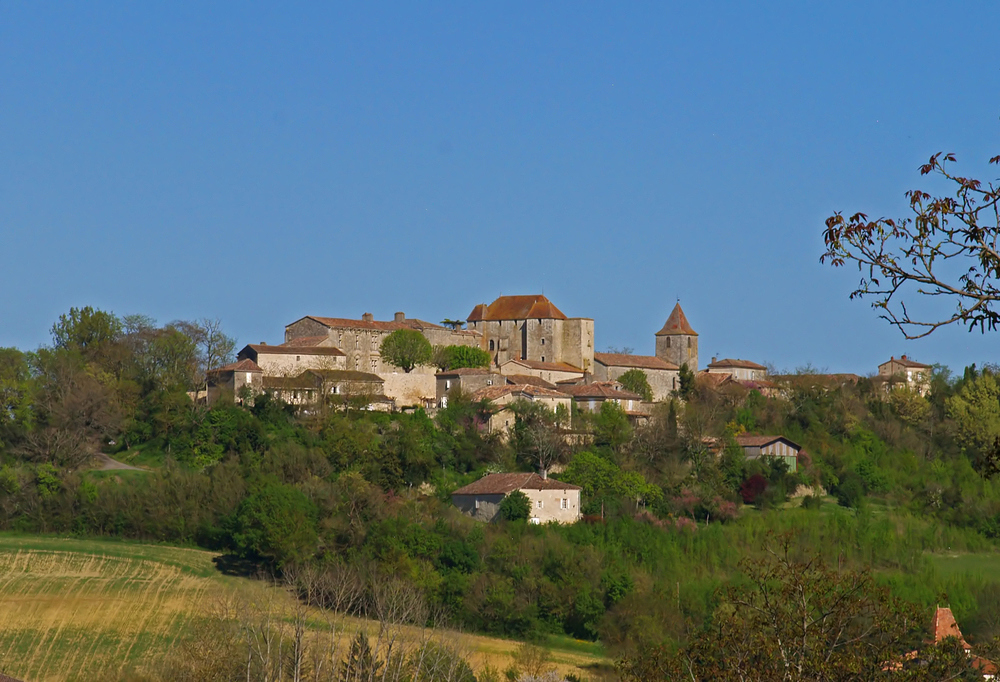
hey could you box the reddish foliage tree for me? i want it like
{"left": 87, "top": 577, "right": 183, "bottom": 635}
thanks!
{"left": 740, "top": 474, "right": 767, "bottom": 504}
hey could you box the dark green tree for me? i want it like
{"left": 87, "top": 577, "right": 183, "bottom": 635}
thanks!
{"left": 618, "top": 369, "right": 653, "bottom": 401}
{"left": 380, "top": 329, "right": 432, "bottom": 373}
{"left": 677, "top": 363, "right": 695, "bottom": 399}
{"left": 231, "top": 480, "right": 318, "bottom": 566}
{"left": 498, "top": 490, "right": 530, "bottom": 522}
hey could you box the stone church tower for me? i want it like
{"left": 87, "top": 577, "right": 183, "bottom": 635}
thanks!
{"left": 655, "top": 302, "right": 698, "bottom": 371}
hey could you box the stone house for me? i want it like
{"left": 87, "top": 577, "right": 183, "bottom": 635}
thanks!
{"left": 470, "top": 384, "right": 573, "bottom": 434}
{"left": 262, "top": 369, "right": 390, "bottom": 409}
{"left": 878, "top": 355, "right": 932, "bottom": 396}
{"left": 706, "top": 357, "right": 767, "bottom": 382}
{"left": 206, "top": 359, "right": 263, "bottom": 404}
{"left": 499, "top": 358, "right": 585, "bottom": 384}
{"left": 237, "top": 338, "right": 347, "bottom": 376}
{"left": 592, "top": 352, "right": 679, "bottom": 401}
{"left": 734, "top": 434, "right": 801, "bottom": 473}
{"left": 436, "top": 368, "right": 503, "bottom": 407}
{"left": 559, "top": 382, "right": 647, "bottom": 417}
{"left": 284, "top": 312, "right": 479, "bottom": 375}
{"left": 465, "top": 295, "right": 595, "bottom": 373}
{"left": 451, "top": 472, "right": 582, "bottom": 524}
{"left": 655, "top": 302, "right": 699, "bottom": 371}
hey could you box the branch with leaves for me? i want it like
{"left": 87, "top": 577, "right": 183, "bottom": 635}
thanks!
{"left": 822, "top": 152, "right": 1000, "bottom": 338}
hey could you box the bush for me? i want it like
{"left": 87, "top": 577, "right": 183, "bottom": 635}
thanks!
{"left": 499, "top": 490, "right": 531, "bottom": 522}
{"left": 740, "top": 474, "right": 767, "bottom": 505}
{"left": 801, "top": 495, "right": 823, "bottom": 510}
{"left": 230, "top": 480, "right": 318, "bottom": 566}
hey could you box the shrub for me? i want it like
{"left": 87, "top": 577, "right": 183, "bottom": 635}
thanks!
{"left": 499, "top": 490, "right": 531, "bottom": 522}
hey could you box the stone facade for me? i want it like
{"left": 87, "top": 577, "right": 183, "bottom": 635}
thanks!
{"left": 498, "top": 359, "right": 585, "bottom": 384}
{"left": 706, "top": 358, "right": 767, "bottom": 382}
{"left": 655, "top": 302, "right": 699, "bottom": 371}
{"left": 237, "top": 341, "right": 347, "bottom": 376}
{"left": 466, "top": 295, "right": 595, "bottom": 373}
{"left": 878, "top": 355, "right": 932, "bottom": 396}
{"left": 263, "top": 369, "right": 391, "bottom": 409}
{"left": 451, "top": 472, "right": 582, "bottom": 524}
{"left": 470, "top": 384, "right": 573, "bottom": 434}
{"left": 206, "top": 359, "right": 263, "bottom": 404}
{"left": 436, "top": 368, "right": 503, "bottom": 406}
{"left": 381, "top": 372, "right": 438, "bottom": 408}
{"left": 284, "top": 312, "right": 479, "bottom": 375}
{"left": 592, "top": 352, "right": 679, "bottom": 401}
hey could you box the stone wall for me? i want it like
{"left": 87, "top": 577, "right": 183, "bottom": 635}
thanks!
{"left": 381, "top": 372, "right": 436, "bottom": 407}
{"left": 525, "top": 487, "right": 581, "bottom": 524}
{"left": 594, "top": 364, "right": 678, "bottom": 402}
{"left": 253, "top": 352, "right": 346, "bottom": 376}
{"left": 655, "top": 333, "right": 698, "bottom": 372}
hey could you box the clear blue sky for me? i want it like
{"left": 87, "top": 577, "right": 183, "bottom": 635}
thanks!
{"left": 2, "top": 2, "right": 999, "bottom": 375}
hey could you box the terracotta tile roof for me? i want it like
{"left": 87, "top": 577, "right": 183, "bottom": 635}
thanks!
{"left": 655, "top": 302, "right": 697, "bottom": 336}
{"left": 436, "top": 368, "right": 494, "bottom": 377}
{"left": 208, "top": 358, "right": 262, "bottom": 374}
{"left": 503, "top": 359, "right": 584, "bottom": 373}
{"left": 242, "top": 343, "right": 346, "bottom": 357}
{"left": 560, "top": 383, "right": 642, "bottom": 400}
{"left": 882, "top": 355, "right": 932, "bottom": 369}
{"left": 466, "top": 295, "right": 568, "bottom": 321}
{"left": 452, "top": 472, "right": 581, "bottom": 496}
{"left": 696, "top": 372, "right": 736, "bottom": 389}
{"left": 471, "top": 384, "right": 571, "bottom": 402}
{"left": 708, "top": 358, "right": 767, "bottom": 370}
{"left": 299, "top": 315, "right": 448, "bottom": 333}
{"left": 932, "top": 607, "right": 970, "bottom": 649}
{"left": 504, "top": 374, "right": 557, "bottom": 389}
{"left": 735, "top": 434, "right": 802, "bottom": 450}
{"left": 594, "top": 352, "right": 678, "bottom": 370}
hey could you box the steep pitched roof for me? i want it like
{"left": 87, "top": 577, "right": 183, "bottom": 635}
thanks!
{"left": 709, "top": 358, "right": 767, "bottom": 370}
{"left": 452, "top": 472, "right": 581, "bottom": 496}
{"left": 932, "top": 607, "right": 971, "bottom": 650}
{"left": 655, "top": 302, "right": 697, "bottom": 336}
{"left": 294, "top": 315, "right": 449, "bottom": 333}
{"left": 467, "top": 295, "right": 568, "bottom": 321}
{"left": 594, "top": 352, "right": 678, "bottom": 370}
{"left": 207, "top": 358, "right": 262, "bottom": 374}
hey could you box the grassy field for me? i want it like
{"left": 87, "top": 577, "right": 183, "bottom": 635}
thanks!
{"left": 0, "top": 534, "right": 607, "bottom": 681}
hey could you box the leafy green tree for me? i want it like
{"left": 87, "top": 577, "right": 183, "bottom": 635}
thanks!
{"left": 0, "top": 348, "right": 33, "bottom": 452}
{"left": 50, "top": 306, "right": 122, "bottom": 365}
{"left": 498, "top": 490, "right": 530, "bottom": 522}
{"left": 618, "top": 369, "right": 653, "bottom": 401}
{"left": 947, "top": 370, "right": 1000, "bottom": 455}
{"left": 432, "top": 344, "right": 491, "bottom": 371}
{"left": 380, "top": 329, "right": 432, "bottom": 373}
{"left": 231, "top": 480, "right": 318, "bottom": 566}
{"left": 677, "top": 363, "right": 695, "bottom": 399}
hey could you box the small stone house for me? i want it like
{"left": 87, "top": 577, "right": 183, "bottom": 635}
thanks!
{"left": 499, "top": 358, "right": 585, "bottom": 384}
{"left": 436, "top": 368, "right": 502, "bottom": 407}
{"left": 559, "top": 382, "right": 648, "bottom": 417}
{"left": 263, "top": 369, "right": 391, "bottom": 410}
{"left": 878, "top": 355, "right": 932, "bottom": 396}
{"left": 706, "top": 357, "right": 768, "bottom": 382}
{"left": 451, "top": 472, "right": 582, "bottom": 524}
{"left": 734, "top": 434, "right": 801, "bottom": 473}
{"left": 206, "top": 359, "right": 264, "bottom": 404}
{"left": 237, "top": 339, "right": 347, "bottom": 375}
{"left": 470, "top": 384, "right": 573, "bottom": 433}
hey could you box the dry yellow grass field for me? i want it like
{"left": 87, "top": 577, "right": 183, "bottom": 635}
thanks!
{"left": 0, "top": 535, "right": 606, "bottom": 681}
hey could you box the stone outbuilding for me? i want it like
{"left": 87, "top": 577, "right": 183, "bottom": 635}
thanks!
{"left": 206, "top": 359, "right": 264, "bottom": 404}
{"left": 436, "top": 368, "right": 503, "bottom": 407}
{"left": 877, "top": 355, "right": 932, "bottom": 396}
{"left": 451, "top": 472, "right": 582, "bottom": 524}
{"left": 706, "top": 357, "right": 767, "bottom": 382}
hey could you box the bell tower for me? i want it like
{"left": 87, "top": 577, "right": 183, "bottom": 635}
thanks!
{"left": 655, "top": 302, "right": 698, "bottom": 371}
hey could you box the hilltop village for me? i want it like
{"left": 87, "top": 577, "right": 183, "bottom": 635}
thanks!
{"left": 207, "top": 293, "right": 933, "bottom": 430}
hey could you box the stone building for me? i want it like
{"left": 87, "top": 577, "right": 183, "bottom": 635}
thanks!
{"left": 435, "top": 368, "right": 503, "bottom": 406}
{"left": 498, "top": 358, "right": 586, "bottom": 384}
{"left": 470, "top": 384, "right": 573, "bottom": 434}
{"left": 263, "top": 369, "right": 392, "bottom": 410}
{"left": 592, "top": 352, "right": 679, "bottom": 401}
{"left": 559, "top": 382, "right": 648, "bottom": 419}
{"left": 878, "top": 355, "right": 932, "bottom": 396}
{"left": 206, "top": 359, "right": 263, "bottom": 404}
{"left": 655, "top": 302, "right": 699, "bottom": 371}
{"left": 466, "top": 295, "right": 594, "bottom": 373}
{"left": 236, "top": 338, "right": 347, "bottom": 376}
{"left": 284, "top": 312, "right": 479, "bottom": 375}
{"left": 451, "top": 472, "right": 582, "bottom": 524}
{"left": 706, "top": 358, "right": 767, "bottom": 382}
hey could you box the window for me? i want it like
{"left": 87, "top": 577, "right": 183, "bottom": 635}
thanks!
{"left": 445, "top": 380, "right": 451, "bottom": 389}
{"left": 541, "top": 356, "right": 545, "bottom": 362}
{"left": 245, "top": 372, "right": 252, "bottom": 382}
{"left": 474, "top": 499, "right": 480, "bottom": 510}
{"left": 486, "top": 379, "right": 493, "bottom": 386}
{"left": 665, "top": 337, "right": 671, "bottom": 348}
{"left": 296, "top": 355, "right": 301, "bottom": 361}
{"left": 560, "top": 498, "right": 567, "bottom": 510}
{"left": 489, "top": 340, "right": 495, "bottom": 351}
{"left": 687, "top": 337, "right": 692, "bottom": 348}
{"left": 536, "top": 500, "right": 543, "bottom": 509}
{"left": 541, "top": 338, "right": 545, "bottom": 345}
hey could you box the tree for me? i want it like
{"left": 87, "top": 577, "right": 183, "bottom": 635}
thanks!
{"left": 822, "top": 152, "right": 1000, "bottom": 338}
{"left": 618, "top": 369, "right": 653, "bottom": 401}
{"left": 498, "top": 490, "right": 530, "bottom": 522}
{"left": 947, "top": 369, "right": 1000, "bottom": 455}
{"left": 50, "top": 306, "right": 122, "bottom": 357}
{"left": 617, "top": 536, "right": 976, "bottom": 681}
{"left": 0, "top": 348, "right": 33, "bottom": 452}
{"left": 380, "top": 329, "right": 433, "bottom": 373}
{"left": 231, "top": 480, "right": 318, "bottom": 566}
{"left": 432, "top": 344, "right": 491, "bottom": 371}
{"left": 338, "top": 632, "right": 384, "bottom": 682}
{"left": 677, "top": 363, "right": 695, "bottom": 399}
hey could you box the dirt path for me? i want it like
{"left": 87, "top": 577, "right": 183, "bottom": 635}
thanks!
{"left": 95, "top": 453, "right": 146, "bottom": 472}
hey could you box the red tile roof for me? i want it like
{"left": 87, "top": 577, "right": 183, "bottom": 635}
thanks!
{"left": 466, "top": 295, "right": 568, "bottom": 321}
{"left": 594, "top": 352, "right": 678, "bottom": 370}
{"left": 503, "top": 359, "right": 584, "bottom": 373}
{"left": 735, "top": 434, "right": 801, "bottom": 450}
{"left": 655, "top": 302, "right": 697, "bottom": 336}
{"left": 243, "top": 343, "right": 346, "bottom": 357}
{"left": 882, "top": 355, "right": 932, "bottom": 369}
{"left": 504, "top": 374, "right": 557, "bottom": 389}
{"left": 932, "top": 607, "right": 970, "bottom": 649}
{"left": 452, "top": 472, "right": 581, "bottom": 495}
{"left": 696, "top": 372, "right": 736, "bottom": 389}
{"left": 471, "top": 384, "right": 571, "bottom": 401}
{"left": 708, "top": 358, "right": 767, "bottom": 370}
{"left": 208, "top": 358, "right": 262, "bottom": 374}
{"left": 560, "top": 383, "right": 642, "bottom": 400}
{"left": 297, "top": 315, "right": 449, "bottom": 333}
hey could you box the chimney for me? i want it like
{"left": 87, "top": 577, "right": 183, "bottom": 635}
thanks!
{"left": 712, "top": 356, "right": 717, "bottom": 364}
{"left": 260, "top": 342, "right": 267, "bottom": 345}
{"left": 362, "top": 312, "right": 374, "bottom": 322}
{"left": 394, "top": 312, "right": 405, "bottom": 322}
